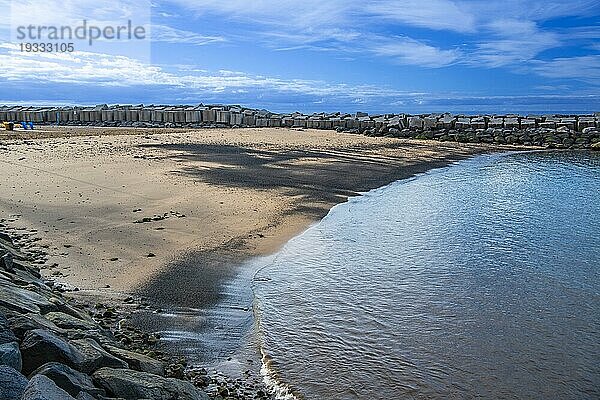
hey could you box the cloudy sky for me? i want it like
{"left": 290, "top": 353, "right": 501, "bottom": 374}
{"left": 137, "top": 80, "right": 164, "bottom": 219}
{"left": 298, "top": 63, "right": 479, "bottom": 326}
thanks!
{"left": 0, "top": 0, "right": 599, "bottom": 113}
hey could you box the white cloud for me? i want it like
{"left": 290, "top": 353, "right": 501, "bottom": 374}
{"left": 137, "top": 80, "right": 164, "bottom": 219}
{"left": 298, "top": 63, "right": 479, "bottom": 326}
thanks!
{"left": 262, "top": 29, "right": 363, "bottom": 49}
{"left": 531, "top": 56, "right": 600, "bottom": 84}
{"left": 163, "top": 0, "right": 599, "bottom": 78}
{"left": 467, "top": 0, "right": 600, "bottom": 22}
{"left": 562, "top": 26, "right": 600, "bottom": 40}
{"left": 0, "top": 42, "right": 423, "bottom": 100}
{"left": 366, "top": 0, "right": 476, "bottom": 33}
{"left": 372, "top": 37, "right": 461, "bottom": 67}
{"left": 164, "top": 0, "right": 476, "bottom": 63}
{"left": 9, "top": 0, "right": 151, "bottom": 27}
{"left": 473, "top": 19, "right": 560, "bottom": 67}
{"left": 165, "top": 0, "right": 350, "bottom": 30}
{"left": 0, "top": 43, "right": 168, "bottom": 85}
{"left": 151, "top": 25, "right": 226, "bottom": 46}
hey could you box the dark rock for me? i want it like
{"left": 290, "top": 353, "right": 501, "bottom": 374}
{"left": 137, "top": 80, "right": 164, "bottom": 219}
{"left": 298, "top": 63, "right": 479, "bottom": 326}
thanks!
{"left": 48, "top": 297, "right": 94, "bottom": 323}
{"left": 0, "top": 280, "right": 56, "bottom": 316}
{"left": 0, "top": 365, "right": 28, "bottom": 400}
{"left": 101, "top": 309, "right": 115, "bottom": 318}
{"left": 8, "top": 313, "right": 65, "bottom": 340}
{"left": 104, "top": 344, "right": 165, "bottom": 376}
{"left": 192, "top": 374, "right": 210, "bottom": 387}
{"left": 93, "top": 367, "right": 209, "bottom": 400}
{"left": 0, "top": 312, "right": 18, "bottom": 344}
{"left": 1, "top": 253, "right": 14, "bottom": 272}
{"left": 8, "top": 258, "right": 42, "bottom": 280}
{"left": 75, "top": 392, "right": 96, "bottom": 400}
{"left": 20, "top": 329, "right": 84, "bottom": 375}
{"left": 165, "top": 362, "right": 184, "bottom": 379}
{"left": 64, "top": 328, "right": 112, "bottom": 343}
{"left": 45, "top": 312, "right": 98, "bottom": 331}
{"left": 0, "top": 232, "right": 13, "bottom": 244}
{"left": 30, "top": 362, "right": 105, "bottom": 398}
{"left": 71, "top": 338, "right": 128, "bottom": 373}
{"left": 2, "top": 266, "right": 45, "bottom": 288}
{"left": 0, "top": 341, "right": 22, "bottom": 371}
{"left": 22, "top": 374, "right": 77, "bottom": 400}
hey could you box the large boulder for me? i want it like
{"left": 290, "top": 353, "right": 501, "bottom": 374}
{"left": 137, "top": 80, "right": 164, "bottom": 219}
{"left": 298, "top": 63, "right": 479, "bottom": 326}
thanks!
{"left": 1, "top": 263, "right": 46, "bottom": 288}
{"left": 0, "top": 280, "right": 56, "bottom": 316}
{"left": 22, "top": 374, "right": 77, "bottom": 400}
{"left": 30, "top": 362, "right": 105, "bottom": 398}
{"left": 104, "top": 344, "right": 165, "bottom": 376}
{"left": 20, "top": 330, "right": 129, "bottom": 376}
{"left": 8, "top": 313, "right": 65, "bottom": 340}
{"left": 93, "top": 367, "right": 209, "bottom": 400}
{"left": 0, "top": 365, "right": 28, "bottom": 400}
{"left": 71, "top": 338, "right": 128, "bottom": 373}
{"left": 408, "top": 116, "right": 424, "bottom": 129}
{"left": 20, "top": 329, "right": 85, "bottom": 375}
{"left": 0, "top": 341, "right": 22, "bottom": 371}
{"left": 52, "top": 302, "right": 98, "bottom": 325}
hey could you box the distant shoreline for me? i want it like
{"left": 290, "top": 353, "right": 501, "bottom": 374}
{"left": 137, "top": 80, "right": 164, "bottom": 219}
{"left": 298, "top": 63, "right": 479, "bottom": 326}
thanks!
{"left": 2, "top": 104, "right": 598, "bottom": 150}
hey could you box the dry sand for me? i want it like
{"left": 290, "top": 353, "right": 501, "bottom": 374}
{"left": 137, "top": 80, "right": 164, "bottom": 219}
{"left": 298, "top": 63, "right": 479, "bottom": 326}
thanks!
{"left": 0, "top": 126, "right": 508, "bottom": 307}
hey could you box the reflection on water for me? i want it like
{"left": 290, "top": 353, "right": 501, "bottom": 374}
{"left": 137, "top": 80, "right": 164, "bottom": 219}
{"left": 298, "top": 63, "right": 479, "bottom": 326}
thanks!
{"left": 253, "top": 151, "right": 600, "bottom": 399}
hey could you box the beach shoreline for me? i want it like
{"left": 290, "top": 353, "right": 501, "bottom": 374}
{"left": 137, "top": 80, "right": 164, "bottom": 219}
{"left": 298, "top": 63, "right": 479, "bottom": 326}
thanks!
{"left": 0, "top": 126, "right": 533, "bottom": 397}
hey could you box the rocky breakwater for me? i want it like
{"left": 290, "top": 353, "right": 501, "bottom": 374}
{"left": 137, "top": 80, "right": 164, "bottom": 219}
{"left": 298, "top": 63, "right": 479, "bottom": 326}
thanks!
{"left": 1, "top": 104, "right": 600, "bottom": 149}
{"left": 359, "top": 115, "right": 600, "bottom": 149}
{"left": 0, "top": 229, "right": 266, "bottom": 399}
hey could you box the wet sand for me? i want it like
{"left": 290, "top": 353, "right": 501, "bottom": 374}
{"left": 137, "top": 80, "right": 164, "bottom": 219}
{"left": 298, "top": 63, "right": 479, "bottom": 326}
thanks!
{"left": 0, "top": 126, "right": 511, "bottom": 308}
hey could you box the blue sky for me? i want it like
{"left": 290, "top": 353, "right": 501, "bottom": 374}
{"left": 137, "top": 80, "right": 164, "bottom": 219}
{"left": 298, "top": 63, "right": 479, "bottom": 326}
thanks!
{"left": 0, "top": 0, "right": 599, "bottom": 113}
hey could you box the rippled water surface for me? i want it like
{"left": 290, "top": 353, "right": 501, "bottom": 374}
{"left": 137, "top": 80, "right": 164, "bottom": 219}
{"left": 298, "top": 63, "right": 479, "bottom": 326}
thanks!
{"left": 253, "top": 151, "right": 600, "bottom": 399}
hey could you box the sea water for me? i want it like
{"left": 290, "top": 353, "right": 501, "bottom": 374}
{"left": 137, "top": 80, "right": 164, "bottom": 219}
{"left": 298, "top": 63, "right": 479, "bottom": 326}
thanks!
{"left": 253, "top": 151, "right": 600, "bottom": 399}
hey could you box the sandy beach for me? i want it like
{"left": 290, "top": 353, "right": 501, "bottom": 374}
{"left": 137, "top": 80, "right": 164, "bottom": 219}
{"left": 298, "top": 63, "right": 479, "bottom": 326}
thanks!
{"left": 1, "top": 126, "right": 503, "bottom": 307}
{"left": 2, "top": 2, "right": 597, "bottom": 398}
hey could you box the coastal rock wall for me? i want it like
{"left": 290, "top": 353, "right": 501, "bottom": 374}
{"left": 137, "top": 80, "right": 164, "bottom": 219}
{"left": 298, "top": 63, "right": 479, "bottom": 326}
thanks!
{"left": 1, "top": 104, "right": 600, "bottom": 149}
{"left": 0, "top": 231, "right": 215, "bottom": 400}
{"left": 0, "top": 226, "right": 273, "bottom": 399}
